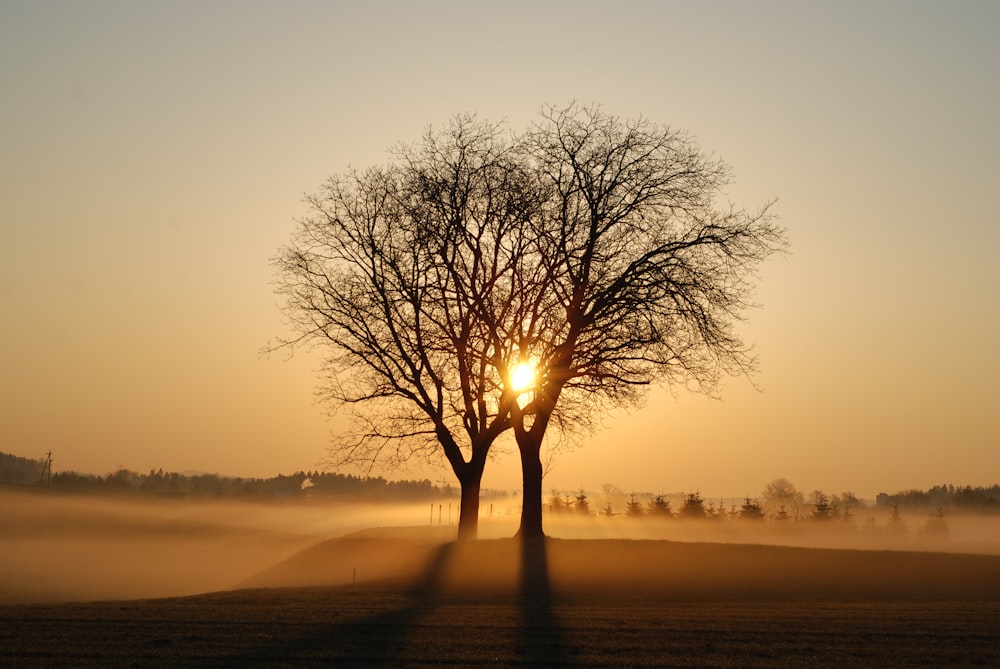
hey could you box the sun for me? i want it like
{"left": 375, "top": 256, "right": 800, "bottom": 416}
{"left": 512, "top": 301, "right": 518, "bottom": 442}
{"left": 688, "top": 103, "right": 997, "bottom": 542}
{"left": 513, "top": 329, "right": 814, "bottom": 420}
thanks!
{"left": 509, "top": 361, "right": 537, "bottom": 393}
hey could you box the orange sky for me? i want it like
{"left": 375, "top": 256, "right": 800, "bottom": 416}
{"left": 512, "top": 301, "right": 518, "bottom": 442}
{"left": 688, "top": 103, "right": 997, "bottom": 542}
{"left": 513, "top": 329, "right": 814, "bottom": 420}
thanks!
{"left": 2, "top": 1, "right": 997, "bottom": 499}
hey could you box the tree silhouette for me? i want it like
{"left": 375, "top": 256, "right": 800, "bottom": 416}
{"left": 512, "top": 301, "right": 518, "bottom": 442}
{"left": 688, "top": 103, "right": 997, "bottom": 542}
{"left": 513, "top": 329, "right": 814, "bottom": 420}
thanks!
{"left": 274, "top": 104, "right": 785, "bottom": 539}
{"left": 740, "top": 496, "right": 765, "bottom": 520}
{"left": 810, "top": 490, "right": 834, "bottom": 521}
{"left": 842, "top": 492, "right": 860, "bottom": 517}
{"left": 886, "top": 503, "right": 907, "bottom": 535}
{"left": 273, "top": 116, "right": 540, "bottom": 539}
{"left": 763, "top": 478, "right": 804, "bottom": 520}
{"left": 626, "top": 493, "right": 645, "bottom": 517}
{"left": 506, "top": 105, "right": 785, "bottom": 536}
{"left": 548, "top": 489, "right": 568, "bottom": 513}
{"left": 680, "top": 491, "right": 707, "bottom": 519}
{"left": 921, "top": 506, "right": 948, "bottom": 537}
{"left": 648, "top": 494, "right": 675, "bottom": 518}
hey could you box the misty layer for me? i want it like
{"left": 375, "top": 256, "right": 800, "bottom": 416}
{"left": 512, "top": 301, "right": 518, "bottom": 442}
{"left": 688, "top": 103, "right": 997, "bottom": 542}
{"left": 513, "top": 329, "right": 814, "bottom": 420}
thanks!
{"left": 3, "top": 488, "right": 998, "bottom": 605}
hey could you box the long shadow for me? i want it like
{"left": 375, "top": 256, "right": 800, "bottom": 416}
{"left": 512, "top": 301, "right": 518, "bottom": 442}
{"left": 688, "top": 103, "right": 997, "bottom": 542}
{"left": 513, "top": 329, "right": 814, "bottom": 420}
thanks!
{"left": 188, "top": 535, "right": 567, "bottom": 667}
{"left": 519, "top": 536, "right": 568, "bottom": 666}
{"left": 198, "top": 540, "right": 457, "bottom": 668}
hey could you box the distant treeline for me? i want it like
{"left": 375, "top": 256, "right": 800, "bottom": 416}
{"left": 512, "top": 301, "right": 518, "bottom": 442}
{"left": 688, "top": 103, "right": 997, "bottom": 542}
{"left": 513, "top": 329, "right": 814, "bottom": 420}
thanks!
{"left": 876, "top": 484, "right": 1000, "bottom": 512}
{"left": 553, "top": 478, "right": 1000, "bottom": 522}
{"left": 0, "top": 452, "right": 453, "bottom": 502}
{"left": 0, "top": 451, "right": 48, "bottom": 485}
{"left": 548, "top": 490, "right": 771, "bottom": 522}
{"left": 3, "top": 451, "right": 998, "bottom": 512}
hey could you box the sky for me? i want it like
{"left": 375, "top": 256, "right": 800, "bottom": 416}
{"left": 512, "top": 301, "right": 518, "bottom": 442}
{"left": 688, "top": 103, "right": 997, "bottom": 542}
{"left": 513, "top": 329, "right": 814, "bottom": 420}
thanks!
{"left": 2, "top": 1, "right": 998, "bottom": 500}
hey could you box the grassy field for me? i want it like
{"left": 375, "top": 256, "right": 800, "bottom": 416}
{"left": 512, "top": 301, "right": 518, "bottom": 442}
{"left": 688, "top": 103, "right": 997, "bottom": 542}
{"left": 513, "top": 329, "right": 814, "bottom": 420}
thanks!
{"left": 4, "top": 584, "right": 998, "bottom": 668}
{"left": 2, "top": 488, "right": 999, "bottom": 667}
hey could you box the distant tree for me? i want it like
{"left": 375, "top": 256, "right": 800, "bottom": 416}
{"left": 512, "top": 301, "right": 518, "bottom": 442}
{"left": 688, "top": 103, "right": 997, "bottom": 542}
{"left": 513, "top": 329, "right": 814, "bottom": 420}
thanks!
{"left": 886, "top": 503, "right": 907, "bottom": 535}
{"left": 602, "top": 499, "right": 615, "bottom": 517}
{"left": 920, "top": 506, "right": 949, "bottom": 538}
{"left": 680, "top": 491, "right": 707, "bottom": 519}
{"left": 648, "top": 494, "right": 675, "bottom": 518}
{"left": 712, "top": 499, "right": 729, "bottom": 521}
{"left": 548, "top": 488, "right": 567, "bottom": 513}
{"left": 763, "top": 478, "right": 804, "bottom": 519}
{"left": 774, "top": 503, "right": 791, "bottom": 522}
{"left": 575, "top": 489, "right": 591, "bottom": 516}
{"left": 626, "top": 494, "right": 645, "bottom": 517}
{"left": 810, "top": 490, "right": 833, "bottom": 521}
{"left": 740, "top": 496, "right": 765, "bottom": 520}
{"left": 833, "top": 491, "right": 860, "bottom": 522}
{"left": 705, "top": 499, "right": 723, "bottom": 521}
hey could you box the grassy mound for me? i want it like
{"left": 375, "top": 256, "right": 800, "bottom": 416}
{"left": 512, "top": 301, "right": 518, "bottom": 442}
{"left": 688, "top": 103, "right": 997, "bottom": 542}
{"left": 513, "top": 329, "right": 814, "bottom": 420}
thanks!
{"left": 242, "top": 526, "right": 1000, "bottom": 602}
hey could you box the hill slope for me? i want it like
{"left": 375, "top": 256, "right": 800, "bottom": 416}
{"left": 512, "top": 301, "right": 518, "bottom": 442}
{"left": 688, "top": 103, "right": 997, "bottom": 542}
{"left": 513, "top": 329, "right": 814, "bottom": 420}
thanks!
{"left": 243, "top": 526, "right": 1000, "bottom": 602}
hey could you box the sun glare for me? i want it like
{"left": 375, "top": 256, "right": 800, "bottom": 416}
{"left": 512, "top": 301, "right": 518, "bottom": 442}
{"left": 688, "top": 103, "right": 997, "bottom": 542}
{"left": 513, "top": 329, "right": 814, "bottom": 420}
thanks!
{"left": 510, "top": 361, "right": 536, "bottom": 393}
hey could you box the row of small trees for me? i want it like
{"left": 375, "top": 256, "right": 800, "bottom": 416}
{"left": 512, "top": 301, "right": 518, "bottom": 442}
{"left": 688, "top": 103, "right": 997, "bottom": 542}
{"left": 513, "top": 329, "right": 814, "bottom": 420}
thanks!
{"left": 549, "top": 489, "right": 768, "bottom": 521}
{"left": 546, "top": 477, "right": 997, "bottom": 533}
{"left": 547, "top": 487, "right": 957, "bottom": 539}
{"left": 547, "top": 478, "right": 866, "bottom": 522}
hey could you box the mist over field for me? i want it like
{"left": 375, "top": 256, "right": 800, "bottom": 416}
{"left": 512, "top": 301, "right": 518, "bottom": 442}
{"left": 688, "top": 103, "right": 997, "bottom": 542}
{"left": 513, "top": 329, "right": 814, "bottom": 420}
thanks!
{"left": 0, "top": 487, "right": 432, "bottom": 603}
{"left": 2, "top": 486, "right": 997, "bottom": 605}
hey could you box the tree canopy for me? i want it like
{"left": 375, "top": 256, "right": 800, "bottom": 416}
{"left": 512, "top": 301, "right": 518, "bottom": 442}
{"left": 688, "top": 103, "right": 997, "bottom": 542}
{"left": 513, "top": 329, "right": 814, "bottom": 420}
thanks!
{"left": 273, "top": 104, "right": 787, "bottom": 538}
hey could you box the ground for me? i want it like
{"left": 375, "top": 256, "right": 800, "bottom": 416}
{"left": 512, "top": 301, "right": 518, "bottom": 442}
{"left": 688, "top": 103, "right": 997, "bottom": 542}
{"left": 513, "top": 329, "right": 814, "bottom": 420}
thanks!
{"left": 2, "top": 488, "right": 998, "bottom": 667}
{"left": 3, "top": 585, "right": 998, "bottom": 667}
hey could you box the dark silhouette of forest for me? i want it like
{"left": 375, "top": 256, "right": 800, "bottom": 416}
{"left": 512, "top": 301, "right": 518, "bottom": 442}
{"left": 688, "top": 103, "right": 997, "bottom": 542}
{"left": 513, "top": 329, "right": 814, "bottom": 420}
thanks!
{"left": 4, "top": 451, "right": 998, "bottom": 515}
{"left": 0, "top": 451, "right": 453, "bottom": 503}
{"left": 876, "top": 485, "right": 1000, "bottom": 512}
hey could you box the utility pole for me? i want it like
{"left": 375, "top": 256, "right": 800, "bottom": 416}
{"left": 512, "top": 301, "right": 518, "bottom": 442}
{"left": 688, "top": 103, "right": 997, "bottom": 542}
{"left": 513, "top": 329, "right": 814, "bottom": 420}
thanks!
{"left": 38, "top": 451, "right": 52, "bottom": 485}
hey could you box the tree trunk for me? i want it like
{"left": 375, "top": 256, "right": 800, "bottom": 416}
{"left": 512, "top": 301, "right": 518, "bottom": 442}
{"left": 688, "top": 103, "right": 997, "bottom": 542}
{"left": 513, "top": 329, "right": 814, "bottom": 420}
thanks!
{"left": 456, "top": 472, "right": 482, "bottom": 541}
{"left": 516, "top": 437, "right": 545, "bottom": 538}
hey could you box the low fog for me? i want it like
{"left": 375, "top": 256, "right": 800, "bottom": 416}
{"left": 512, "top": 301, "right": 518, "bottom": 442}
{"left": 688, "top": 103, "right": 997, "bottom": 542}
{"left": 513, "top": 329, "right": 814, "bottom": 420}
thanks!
{"left": 2, "top": 486, "right": 997, "bottom": 605}
{"left": 0, "top": 487, "right": 434, "bottom": 604}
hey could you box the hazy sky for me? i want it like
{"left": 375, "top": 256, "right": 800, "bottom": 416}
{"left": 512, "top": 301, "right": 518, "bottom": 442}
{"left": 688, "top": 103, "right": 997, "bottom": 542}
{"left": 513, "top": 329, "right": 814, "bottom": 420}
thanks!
{"left": 3, "top": 1, "right": 997, "bottom": 499}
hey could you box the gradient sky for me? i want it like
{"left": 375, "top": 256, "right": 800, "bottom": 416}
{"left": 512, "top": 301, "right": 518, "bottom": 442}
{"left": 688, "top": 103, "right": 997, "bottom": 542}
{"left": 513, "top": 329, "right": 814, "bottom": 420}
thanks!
{"left": 2, "top": 1, "right": 997, "bottom": 499}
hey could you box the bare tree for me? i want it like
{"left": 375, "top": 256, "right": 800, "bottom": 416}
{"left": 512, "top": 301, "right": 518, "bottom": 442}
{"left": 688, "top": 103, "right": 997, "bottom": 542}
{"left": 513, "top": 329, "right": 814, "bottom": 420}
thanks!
{"left": 505, "top": 104, "right": 786, "bottom": 536}
{"left": 762, "top": 477, "right": 805, "bottom": 520}
{"left": 272, "top": 116, "right": 542, "bottom": 540}
{"left": 836, "top": 491, "right": 860, "bottom": 521}
{"left": 274, "top": 104, "right": 785, "bottom": 540}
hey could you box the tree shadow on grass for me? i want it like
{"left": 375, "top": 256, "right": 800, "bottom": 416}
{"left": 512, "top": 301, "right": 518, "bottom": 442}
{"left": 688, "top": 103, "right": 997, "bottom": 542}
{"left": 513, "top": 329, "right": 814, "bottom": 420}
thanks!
{"left": 193, "top": 536, "right": 567, "bottom": 667}
{"left": 519, "top": 536, "right": 568, "bottom": 666}
{"left": 196, "top": 541, "right": 457, "bottom": 668}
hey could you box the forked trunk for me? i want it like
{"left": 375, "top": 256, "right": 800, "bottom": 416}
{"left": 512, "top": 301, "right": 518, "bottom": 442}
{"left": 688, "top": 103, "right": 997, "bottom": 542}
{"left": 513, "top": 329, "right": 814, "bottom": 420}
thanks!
{"left": 516, "top": 436, "right": 545, "bottom": 538}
